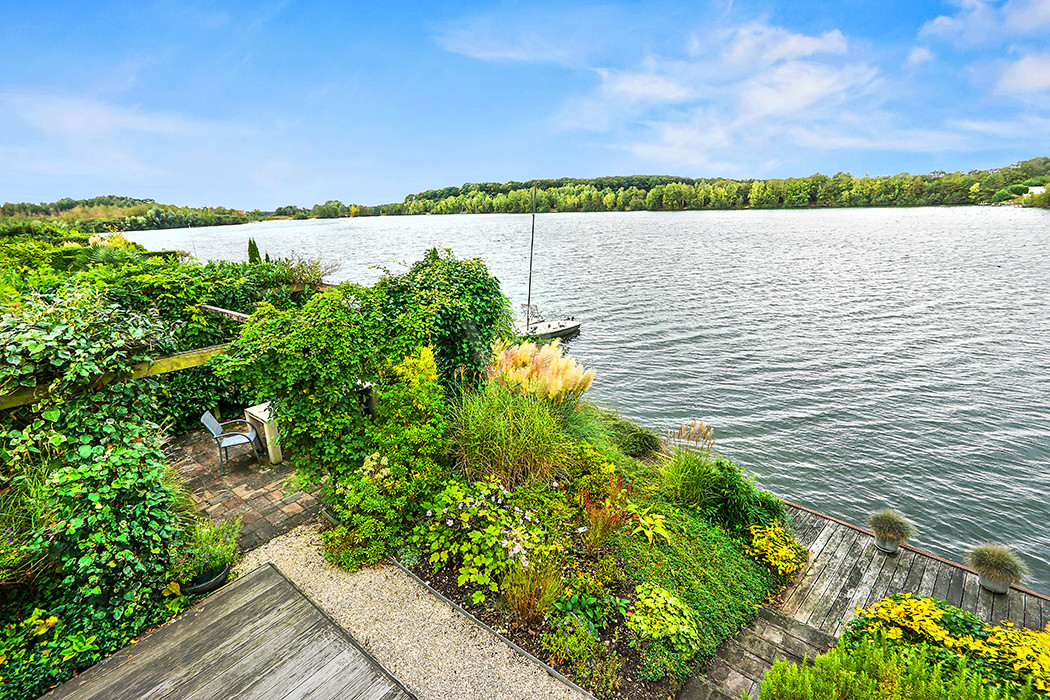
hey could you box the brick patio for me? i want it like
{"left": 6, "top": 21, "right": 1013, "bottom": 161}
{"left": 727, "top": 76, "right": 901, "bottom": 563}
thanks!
{"left": 166, "top": 429, "right": 325, "bottom": 551}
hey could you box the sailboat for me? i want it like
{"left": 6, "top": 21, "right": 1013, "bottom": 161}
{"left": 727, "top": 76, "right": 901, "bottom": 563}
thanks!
{"left": 513, "top": 184, "right": 582, "bottom": 340}
{"left": 514, "top": 304, "right": 581, "bottom": 340}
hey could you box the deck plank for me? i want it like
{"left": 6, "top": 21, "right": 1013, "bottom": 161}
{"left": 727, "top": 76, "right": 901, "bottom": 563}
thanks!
{"left": 872, "top": 548, "right": 916, "bottom": 606}
{"left": 916, "top": 558, "right": 940, "bottom": 598}
{"left": 990, "top": 589, "right": 1010, "bottom": 625}
{"left": 796, "top": 529, "right": 862, "bottom": 627}
{"left": 819, "top": 540, "right": 882, "bottom": 635}
{"left": 976, "top": 583, "right": 995, "bottom": 624}
{"left": 862, "top": 549, "right": 907, "bottom": 609}
{"left": 960, "top": 572, "right": 980, "bottom": 617}
{"left": 932, "top": 562, "right": 951, "bottom": 601}
{"left": 945, "top": 567, "right": 965, "bottom": 608}
{"left": 1024, "top": 593, "right": 1043, "bottom": 632}
{"left": 1008, "top": 591, "right": 1027, "bottom": 629}
{"left": 781, "top": 524, "right": 847, "bottom": 616}
{"left": 46, "top": 564, "right": 415, "bottom": 700}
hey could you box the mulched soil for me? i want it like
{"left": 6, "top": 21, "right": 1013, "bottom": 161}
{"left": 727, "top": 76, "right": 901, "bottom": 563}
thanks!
{"left": 409, "top": 554, "right": 680, "bottom": 700}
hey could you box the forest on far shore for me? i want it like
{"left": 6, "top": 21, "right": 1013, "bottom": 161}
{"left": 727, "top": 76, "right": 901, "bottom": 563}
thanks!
{"left": 2, "top": 156, "right": 1048, "bottom": 234}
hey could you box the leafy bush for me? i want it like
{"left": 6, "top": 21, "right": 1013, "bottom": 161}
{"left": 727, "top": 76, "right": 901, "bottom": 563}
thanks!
{"left": 613, "top": 506, "right": 775, "bottom": 681}
{"left": 750, "top": 634, "right": 1037, "bottom": 700}
{"left": 411, "top": 478, "right": 555, "bottom": 604}
{"left": 706, "top": 457, "right": 786, "bottom": 537}
{"left": 745, "top": 522, "right": 807, "bottom": 578}
{"left": 626, "top": 584, "right": 704, "bottom": 661}
{"left": 540, "top": 614, "right": 624, "bottom": 695}
{"left": 371, "top": 248, "right": 512, "bottom": 387}
{"left": 602, "top": 410, "right": 661, "bottom": 459}
{"left": 325, "top": 346, "right": 451, "bottom": 570}
{"left": 450, "top": 381, "right": 571, "bottom": 488}
{"left": 845, "top": 593, "right": 1050, "bottom": 694}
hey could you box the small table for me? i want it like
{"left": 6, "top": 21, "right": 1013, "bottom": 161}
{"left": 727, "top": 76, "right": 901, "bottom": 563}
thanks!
{"left": 244, "top": 401, "right": 282, "bottom": 465}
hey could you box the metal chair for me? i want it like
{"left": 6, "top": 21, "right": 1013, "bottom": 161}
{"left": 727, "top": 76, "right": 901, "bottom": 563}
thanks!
{"left": 200, "top": 410, "right": 262, "bottom": 475}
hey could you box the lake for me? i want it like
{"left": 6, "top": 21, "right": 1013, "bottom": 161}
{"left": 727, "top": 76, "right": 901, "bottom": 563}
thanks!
{"left": 127, "top": 206, "right": 1050, "bottom": 591}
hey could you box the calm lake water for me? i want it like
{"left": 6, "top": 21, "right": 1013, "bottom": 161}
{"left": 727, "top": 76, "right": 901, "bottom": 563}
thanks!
{"left": 128, "top": 207, "right": 1050, "bottom": 591}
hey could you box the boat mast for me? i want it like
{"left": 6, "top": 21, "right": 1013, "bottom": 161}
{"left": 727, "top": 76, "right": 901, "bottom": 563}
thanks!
{"left": 526, "top": 183, "right": 536, "bottom": 330}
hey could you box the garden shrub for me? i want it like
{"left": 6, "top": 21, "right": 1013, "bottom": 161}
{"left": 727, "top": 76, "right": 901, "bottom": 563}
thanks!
{"left": 371, "top": 248, "right": 512, "bottom": 388}
{"left": 411, "top": 478, "right": 560, "bottom": 604}
{"left": 745, "top": 522, "right": 808, "bottom": 578}
{"left": 450, "top": 381, "right": 571, "bottom": 488}
{"left": 626, "top": 584, "right": 704, "bottom": 661}
{"left": 601, "top": 409, "right": 662, "bottom": 459}
{"left": 845, "top": 593, "right": 1050, "bottom": 694}
{"left": 661, "top": 446, "right": 721, "bottom": 508}
{"left": 540, "top": 614, "right": 624, "bottom": 695}
{"left": 750, "top": 635, "right": 1037, "bottom": 699}
{"left": 324, "top": 348, "right": 449, "bottom": 571}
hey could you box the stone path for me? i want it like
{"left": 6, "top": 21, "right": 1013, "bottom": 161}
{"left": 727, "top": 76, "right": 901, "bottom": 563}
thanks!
{"left": 166, "top": 429, "right": 323, "bottom": 550}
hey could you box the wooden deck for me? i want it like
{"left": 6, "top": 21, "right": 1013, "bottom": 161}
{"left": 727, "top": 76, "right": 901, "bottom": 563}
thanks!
{"left": 781, "top": 503, "right": 1050, "bottom": 637}
{"left": 46, "top": 563, "right": 415, "bottom": 700}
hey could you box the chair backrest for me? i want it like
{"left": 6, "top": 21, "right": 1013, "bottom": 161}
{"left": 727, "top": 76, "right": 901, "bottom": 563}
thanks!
{"left": 200, "top": 410, "right": 222, "bottom": 438}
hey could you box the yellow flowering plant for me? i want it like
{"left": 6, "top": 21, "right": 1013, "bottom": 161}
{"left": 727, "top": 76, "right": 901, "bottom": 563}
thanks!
{"left": 845, "top": 593, "right": 1050, "bottom": 694}
{"left": 744, "top": 522, "right": 808, "bottom": 578}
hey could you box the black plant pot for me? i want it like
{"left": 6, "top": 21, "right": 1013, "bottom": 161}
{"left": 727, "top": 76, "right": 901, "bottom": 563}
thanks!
{"left": 183, "top": 564, "right": 231, "bottom": 595}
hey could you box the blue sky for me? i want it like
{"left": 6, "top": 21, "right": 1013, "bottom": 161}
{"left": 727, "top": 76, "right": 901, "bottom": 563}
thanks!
{"left": 1, "top": 0, "right": 1048, "bottom": 209}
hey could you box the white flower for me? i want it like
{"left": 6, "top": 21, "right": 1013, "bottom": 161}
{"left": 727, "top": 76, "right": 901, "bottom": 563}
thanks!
{"left": 446, "top": 519, "right": 454, "bottom": 527}
{"left": 426, "top": 510, "right": 433, "bottom": 517}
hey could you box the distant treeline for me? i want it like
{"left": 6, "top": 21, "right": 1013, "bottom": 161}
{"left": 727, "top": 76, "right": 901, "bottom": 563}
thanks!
{"left": 288, "top": 156, "right": 1050, "bottom": 218}
{"left": 0, "top": 195, "right": 264, "bottom": 235}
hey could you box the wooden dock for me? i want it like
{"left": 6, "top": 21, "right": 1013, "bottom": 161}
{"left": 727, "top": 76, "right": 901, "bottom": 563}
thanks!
{"left": 683, "top": 503, "right": 1050, "bottom": 700}
{"left": 46, "top": 563, "right": 415, "bottom": 700}
{"left": 782, "top": 502, "right": 1050, "bottom": 636}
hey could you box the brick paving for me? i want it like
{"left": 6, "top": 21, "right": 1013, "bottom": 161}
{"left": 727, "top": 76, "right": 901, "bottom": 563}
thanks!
{"left": 166, "top": 429, "right": 325, "bottom": 551}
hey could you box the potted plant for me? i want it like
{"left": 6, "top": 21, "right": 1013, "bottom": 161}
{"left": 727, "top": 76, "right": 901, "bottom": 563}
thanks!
{"left": 967, "top": 544, "right": 1029, "bottom": 594}
{"left": 867, "top": 508, "right": 915, "bottom": 554}
{"left": 172, "top": 515, "right": 242, "bottom": 595}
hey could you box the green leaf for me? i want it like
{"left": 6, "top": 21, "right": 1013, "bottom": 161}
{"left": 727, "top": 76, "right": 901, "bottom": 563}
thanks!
{"left": 78, "top": 445, "right": 93, "bottom": 459}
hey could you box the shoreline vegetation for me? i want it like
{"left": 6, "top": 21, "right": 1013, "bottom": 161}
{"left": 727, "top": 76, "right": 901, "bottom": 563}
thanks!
{"left": 2, "top": 157, "right": 1048, "bottom": 240}
{"left": 2, "top": 233, "right": 1048, "bottom": 698}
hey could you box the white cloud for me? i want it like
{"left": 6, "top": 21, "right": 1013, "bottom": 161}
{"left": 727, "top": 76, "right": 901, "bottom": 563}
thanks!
{"left": 922, "top": 0, "right": 1050, "bottom": 44}
{"left": 1003, "top": 0, "right": 1050, "bottom": 33}
{"left": 435, "top": 7, "right": 618, "bottom": 66}
{"left": 996, "top": 52, "right": 1050, "bottom": 93}
{"left": 4, "top": 94, "right": 200, "bottom": 142}
{"left": 723, "top": 22, "right": 847, "bottom": 68}
{"left": 905, "top": 46, "right": 934, "bottom": 69}
{"left": 738, "top": 61, "right": 877, "bottom": 117}
{"left": 598, "top": 69, "right": 696, "bottom": 103}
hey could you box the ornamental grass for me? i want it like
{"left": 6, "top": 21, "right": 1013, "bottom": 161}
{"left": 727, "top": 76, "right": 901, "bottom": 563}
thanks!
{"left": 490, "top": 339, "right": 594, "bottom": 406}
